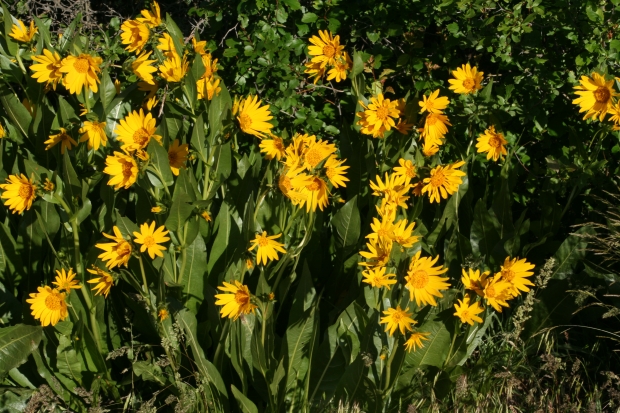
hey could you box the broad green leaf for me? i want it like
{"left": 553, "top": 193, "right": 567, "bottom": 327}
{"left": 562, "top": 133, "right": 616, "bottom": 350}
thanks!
{"left": 470, "top": 199, "right": 500, "bottom": 258}
{"left": 165, "top": 192, "right": 194, "bottom": 232}
{"left": 332, "top": 195, "right": 360, "bottom": 249}
{"left": 405, "top": 320, "right": 451, "bottom": 368}
{"left": 58, "top": 13, "right": 80, "bottom": 53}
{"left": 2, "top": 3, "right": 17, "bottom": 56}
{"left": 32, "top": 16, "right": 51, "bottom": 48}
{"left": 133, "top": 360, "right": 165, "bottom": 385}
{"left": 62, "top": 151, "right": 81, "bottom": 209}
{"left": 180, "top": 233, "right": 207, "bottom": 313}
{"left": 147, "top": 140, "right": 174, "bottom": 187}
{"left": 0, "top": 324, "right": 42, "bottom": 374}
{"left": 190, "top": 112, "right": 208, "bottom": 162}
{"left": 0, "top": 84, "right": 31, "bottom": 141}
{"left": 481, "top": 78, "right": 493, "bottom": 102}
{"left": 212, "top": 142, "right": 232, "bottom": 182}
{"left": 57, "top": 96, "right": 79, "bottom": 126}
{"left": 231, "top": 384, "right": 258, "bottom": 413}
{"left": 183, "top": 69, "right": 198, "bottom": 111}
{"left": 56, "top": 336, "right": 82, "bottom": 384}
{"left": 551, "top": 225, "right": 595, "bottom": 279}
{"left": 208, "top": 81, "right": 232, "bottom": 146}
{"left": 99, "top": 68, "right": 116, "bottom": 115}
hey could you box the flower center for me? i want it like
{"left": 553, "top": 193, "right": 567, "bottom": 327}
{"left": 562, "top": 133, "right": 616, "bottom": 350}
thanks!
{"left": 430, "top": 170, "right": 446, "bottom": 187}
{"left": 305, "top": 149, "right": 323, "bottom": 167}
{"left": 258, "top": 236, "right": 269, "bottom": 247}
{"left": 460, "top": 309, "right": 471, "bottom": 319}
{"left": 326, "top": 168, "right": 336, "bottom": 179}
{"left": 73, "top": 58, "right": 90, "bottom": 74}
{"left": 143, "top": 235, "right": 156, "bottom": 248}
{"left": 377, "top": 228, "right": 391, "bottom": 238}
{"left": 425, "top": 100, "right": 434, "bottom": 109}
{"left": 391, "top": 311, "right": 403, "bottom": 322}
{"left": 306, "top": 178, "right": 321, "bottom": 191}
{"left": 409, "top": 270, "right": 429, "bottom": 289}
{"left": 376, "top": 106, "right": 390, "bottom": 121}
{"left": 463, "top": 78, "right": 475, "bottom": 90}
{"left": 239, "top": 114, "right": 252, "bottom": 131}
{"left": 234, "top": 290, "right": 250, "bottom": 306}
{"left": 273, "top": 138, "right": 284, "bottom": 151}
{"left": 426, "top": 114, "right": 438, "bottom": 126}
{"left": 322, "top": 44, "right": 336, "bottom": 58}
{"left": 594, "top": 87, "right": 611, "bottom": 103}
{"left": 116, "top": 241, "right": 132, "bottom": 257}
{"left": 279, "top": 175, "right": 292, "bottom": 191}
{"left": 19, "top": 183, "right": 33, "bottom": 199}
{"left": 45, "top": 292, "right": 63, "bottom": 310}
{"left": 486, "top": 285, "right": 497, "bottom": 298}
{"left": 132, "top": 128, "right": 151, "bottom": 146}
{"left": 502, "top": 269, "right": 515, "bottom": 282}
{"left": 488, "top": 135, "right": 502, "bottom": 148}
{"left": 122, "top": 161, "right": 134, "bottom": 178}
{"left": 168, "top": 152, "right": 179, "bottom": 165}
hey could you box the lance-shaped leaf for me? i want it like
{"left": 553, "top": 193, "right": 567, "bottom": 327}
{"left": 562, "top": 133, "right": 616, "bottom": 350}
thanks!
{"left": 180, "top": 233, "right": 207, "bottom": 313}
{"left": 0, "top": 324, "right": 43, "bottom": 375}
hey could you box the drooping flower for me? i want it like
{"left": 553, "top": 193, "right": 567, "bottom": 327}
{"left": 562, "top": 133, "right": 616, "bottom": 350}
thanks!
{"left": 9, "top": 20, "right": 37, "bottom": 43}
{"left": 115, "top": 109, "right": 162, "bottom": 153}
{"left": 52, "top": 268, "right": 81, "bottom": 294}
{"left": 120, "top": 19, "right": 150, "bottom": 53}
{"left": 356, "top": 94, "right": 401, "bottom": 138}
{"left": 419, "top": 89, "right": 450, "bottom": 114}
{"left": 308, "top": 30, "right": 344, "bottom": 68}
{"left": 324, "top": 156, "right": 350, "bottom": 188}
{"left": 168, "top": 139, "right": 189, "bottom": 176}
{"left": 0, "top": 174, "right": 37, "bottom": 214}
{"left": 448, "top": 63, "right": 484, "bottom": 95}
{"left": 421, "top": 161, "right": 466, "bottom": 203}
{"left": 304, "top": 61, "right": 326, "bottom": 84}
{"left": 137, "top": 1, "right": 162, "bottom": 27}
{"left": 405, "top": 251, "right": 450, "bottom": 307}
{"left": 79, "top": 121, "right": 107, "bottom": 150}
{"left": 159, "top": 52, "right": 189, "bottom": 83}
{"left": 454, "top": 296, "right": 484, "bottom": 325}
{"left": 476, "top": 125, "right": 508, "bottom": 162}
{"left": 404, "top": 332, "right": 431, "bottom": 352}
{"left": 103, "top": 152, "right": 138, "bottom": 190}
{"left": 96, "top": 226, "right": 133, "bottom": 269}
{"left": 422, "top": 113, "right": 451, "bottom": 146}
{"left": 26, "top": 286, "right": 68, "bottom": 327}
{"left": 132, "top": 51, "right": 158, "bottom": 85}
{"left": 133, "top": 221, "right": 170, "bottom": 259}
{"left": 393, "top": 158, "right": 416, "bottom": 180}
{"left": 192, "top": 37, "right": 208, "bottom": 55}
{"left": 499, "top": 256, "right": 535, "bottom": 295}
{"left": 215, "top": 280, "right": 257, "bottom": 320}
{"left": 59, "top": 54, "right": 102, "bottom": 94}
{"left": 248, "top": 232, "right": 286, "bottom": 265}
{"left": 380, "top": 305, "right": 417, "bottom": 336}
{"left": 87, "top": 266, "right": 114, "bottom": 298}
{"left": 362, "top": 267, "right": 397, "bottom": 290}
{"left": 44, "top": 128, "right": 78, "bottom": 154}
{"left": 369, "top": 173, "right": 410, "bottom": 197}
{"left": 197, "top": 77, "right": 221, "bottom": 100}
{"left": 326, "top": 52, "right": 352, "bottom": 82}
{"left": 359, "top": 239, "right": 392, "bottom": 269}
{"left": 259, "top": 136, "right": 286, "bottom": 160}
{"left": 573, "top": 73, "right": 618, "bottom": 121}
{"left": 237, "top": 95, "right": 274, "bottom": 138}
{"left": 30, "top": 49, "right": 63, "bottom": 90}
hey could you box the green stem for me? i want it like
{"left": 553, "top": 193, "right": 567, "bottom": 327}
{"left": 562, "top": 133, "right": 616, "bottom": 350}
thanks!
{"left": 442, "top": 320, "right": 460, "bottom": 370}
{"left": 382, "top": 336, "right": 400, "bottom": 393}
{"left": 213, "top": 322, "right": 230, "bottom": 370}
{"left": 137, "top": 255, "right": 152, "bottom": 306}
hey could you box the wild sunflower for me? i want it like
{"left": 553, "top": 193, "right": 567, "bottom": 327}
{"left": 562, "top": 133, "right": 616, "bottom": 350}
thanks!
{"left": 369, "top": 172, "right": 410, "bottom": 197}
{"left": 26, "top": 286, "right": 68, "bottom": 327}
{"left": 290, "top": 174, "right": 330, "bottom": 212}
{"left": 419, "top": 89, "right": 450, "bottom": 114}
{"left": 133, "top": 221, "right": 170, "bottom": 259}
{"left": 59, "top": 54, "right": 102, "bottom": 94}
{"left": 421, "top": 113, "right": 451, "bottom": 145}
{"left": 159, "top": 52, "right": 189, "bottom": 83}
{"left": 422, "top": 141, "right": 440, "bottom": 157}
{"left": 302, "top": 138, "right": 337, "bottom": 171}
{"left": 201, "top": 211, "right": 211, "bottom": 222}
{"left": 0, "top": 124, "right": 5, "bottom": 139}
{"left": 31, "top": 49, "right": 63, "bottom": 90}
{"left": 192, "top": 37, "right": 208, "bottom": 55}
{"left": 9, "top": 20, "right": 37, "bottom": 43}
{"left": 357, "top": 94, "right": 400, "bottom": 138}
{"left": 394, "top": 118, "right": 414, "bottom": 135}
{"left": 384, "top": 187, "right": 411, "bottom": 209}
{"left": 476, "top": 125, "right": 508, "bottom": 162}
{"left": 366, "top": 216, "right": 395, "bottom": 243}
{"left": 120, "top": 19, "right": 150, "bottom": 53}
{"left": 454, "top": 296, "right": 484, "bottom": 325}
{"left": 156, "top": 33, "right": 177, "bottom": 58}
{"left": 308, "top": 30, "right": 344, "bottom": 68}
{"left": 392, "top": 219, "right": 418, "bottom": 248}
{"left": 52, "top": 268, "right": 81, "bottom": 294}
{"left": 197, "top": 77, "right": 221, "bottom": 100}
{"left": 0, "top": 174, "right": 37, "bottom": 214}
{"left": 448, "top": 63, "right": 484, "bottom": 95}
{"left": 573, "top": 73, "right": 618, "bottom": 121}
{"left": 461, "top": 268, "right": 489, "bottom": 297}
{"left": 79, "top": 121, "right": 107, "bottom": 150}
{"left": 248, "top": 232, "right": 286, "bottom": 265}
{"left": 405, "top": 251, "right": 450, "bottom": 307}
{"left": 115, "top": 109, "right": 161, "bottom": 153}
{"left": 304, "top": 61, "right": 326, "bottom": 84}
{"left": 499, "top": 256, "right": 535, "bottom": 295}
{"left": 199, "top": 52, "right": 218, "bottom": 79}
{"left": 326, "top": 52, "right": 352, "bottom": 82}
{"left": 132, "top": 51, "right": 158, "bottom": 85}
{"left": 482, "top": 275, "right": 512, "bottom": 312}
{"left": 137, "top": 1, "right": 162, "bottom": 27}
{"left": 324, "top": 156, "right": 350, "bottom": 188}
{"left": 103, "top": 152, "right": 138, "bottom": 190}
{"left": 215, "top": 280, "right": 257, "bottom": 320}
{"left": 44, "top": 128, "right": 78, "bottom": 154}
{"left": 259, "top": 136, "right": 286, "bottom": 160}
{"left": 393, "top": 158, "right": 416, "bottom": 179}
{"left": 87, "top": 266, "right": 114, "bottom": 298}
{"left": 237, "top": 95, "right": 274, "bottom": 138}
{"left": 96, "top": 226, "right": 133, "bottom": 269}
{"left": 168, "top": 139, "right": 189, "bottom": 176}
{"left": 362, "top": 267, "right": 397, "bottom": 290}
{"left": 609, "top": 101, "right": 620, "bottom": 131}
{"left": 359, "top": 239, "right": 392, "bottom": 269}
{"left": 421, "top": 160, "right": 466, "bottom": 203}
{"left": 380, "top": 305, "right": 417, "bottom": 336}
{"left": 404, "top": 332, "right": 430, "bottom": 352}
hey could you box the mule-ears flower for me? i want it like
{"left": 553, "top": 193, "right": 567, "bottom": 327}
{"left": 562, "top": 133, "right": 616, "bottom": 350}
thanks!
{"left": 419, "top": 89, "right": 450, "bottom": 114}
{"left": 476, "top": 125, "right": 508, "bottom": 162}
{"left": 405, "top": 251, "right": 450, "bottom": 307}
{"left": 159, "top": 52, "right": 189, "bottom": 83}
{"left": 87, "top": 266, "right": 114, "bottom": 298}
{"left": 103, "top": 152, "right": 138, "bottom": 190}
{"left": 356, "top": 94, "right": 400, "bottom": 138}
{"left": 404, "top": 332, "right": 430, "bottom": 352}
{"left": 362, "top": 267, "right": 397, "bottom": 290}
{"left": 168, "top": 139, "right": 189, "bottom": 176}
{"left": 215, "top": 280, "right": 257, "bottom": 320}
{"left": 259, "top": 136, "right": 286, "bottom": 160}
{"left": 133, "top": 221, "right": 170, "bottom": 259}
{"left": 9, "top": 20, "right": 37, "bottom": 43}
{"left": 248, "top": 232, "right": 286, "bottom": 265}
{"left": 500, "top": 256, "right": 535, "bottom": 295}
{"left": 52, "top": 268, "right": 81, "bottom": 294}
{"left": 137, "top": 1, "right": 162, "bottom": 27}
{"left": 132, "top": 51, "right": 158, "bottom": 85}
{"left": 237, "top": 95, "right": 274, "bottom": 138}
{"left": 421, "top": 161, "right": 466, "bottom": 203}
{"left": 59, "top": 54, "right": 102, "bottom": 94}
{"left": 44, "top": 128, "right": 78, "bottom": 154}
{"left": 308, "top": 30, "right": 344, "bottom": 68}
{"left": 454, "top": 296, "right": 484, "bottom": 325}
{"left": 448, "top": 63, "right": 484, "bottom": 95}
{"left": 115, "top": 109, "right": 162, "bottom": 153}
{"left": 573, "top": 72, "right": 618, "bottom": 121}
{"left": 79, "top": 121, "right": 107, "bottom": 150}
{"left": 0, "top": 174, "right": 37, "bottom": 214}
{"left": 26, "top": 286, "right": 68, "bottom": 326}
{"left": 31, "top": 49, "right": 63, "bottom": 90}
{"left": 120, "top": 19, "right": 150, "bottom": 53}
{"left": 380, "top": 305, "right": 417, "bottom": 336}
{"left": 96, "top": 226, "right": 133, "bottom": 269}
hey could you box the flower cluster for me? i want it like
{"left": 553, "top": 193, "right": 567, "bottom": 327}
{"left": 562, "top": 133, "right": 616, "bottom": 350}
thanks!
{"left": 26, "top": 269, "right": 80, "bottom": 327}
{"left": 304, "top": 30, "right": 352, "bottom": 84}
{"left": 356, "top": 94, "right": 412, "bottom": 139}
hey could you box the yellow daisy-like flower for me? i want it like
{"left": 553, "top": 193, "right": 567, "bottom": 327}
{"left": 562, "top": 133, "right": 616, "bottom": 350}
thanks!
{"left": 412, "top": 181, "right": 424, "bottom": 197}
{"left": 404, "top": 332, "right": 430, "bottom": 352}
{"left": 362, "top": 267, "right": 397, "bottom": 290}
{"left": 394, "top": 118, "right": 414, "bottom": 135}
{"left": 79, "top": 121, "right": 107, "bottom": 150}
{"left": 357, "top": 94, "right": 400, "bottom": 138}
{"left": 422, "top": 113, "right": 451, "bottom": 146}
{"left": 380, "top": 305, "right": 417, "bottom": 336}
{"left": 326, "top": 52, "right": 352, "bottom": 82}
{"left": 192, "top": 37, "right": 208, "bottom": 55}
{"left": 302, "top": 138, "right": 337, "bottom": 171}
{"left": 9, "top": 20, "right": 37, "bottom": 43}
{"left": 87, "top": 266, "right": 114, "bottom": 298}
{"left": 201, "top": 211, "right": 212, "bottom": 222}
{"left": 366, "top": 216, "right": 395, "bottom": 243}
{"left": 114, "top": 79, "right": 121, "bottom": 94}
{"left": 482, "top": 274, "right": 512, "bottom": 312}
{"left": 133, "top": 221, "right": 170, "bottom": 259}
{"left": 393, "top": 158, "right": 416, "bottom": 179}
{"left": 324, "top": 156, "right": 350, "bottom": 188}
{"left": 43, "top": 178, "right": 54, "bottom": 192}
{"left": 96, "top": 226, "right": 133, "bottom": 269}
{"left": 461, "top": 268, "right": 489, "bottom": 297}
{"left": 308, "top": 30, "right": 344, "bottom": 68}
{"left": 151, "top": 206, "right": 162, "bottom": 213}
{"left": 103, "top": 151, "right": 138, "bottom": 190}
{"left": 422, "top": 140, "right": 440, "bottom": 157}
{"left": 290, "top": 174, "right": 330, "bottom": 212}
{"left": 132, "top": 51, "right": 158, "bottom": 85}
{"left": 197, "top": 77, "right": 221, "bottom": 100}
{"left": 31, "top": 49, "right": 63, "bottom": 90}
{"left": 259, "top": 136, "right": 286, "bottom": 160}
{"left": 215, "top": 280, "right": 257, "bottom": 320}
{"left": 26, "top": 286, "right": 68, "bottom": 327}
{"left": 137, "top": 1, "right": 162, "bottom": 27}
{"left": 392, "top": 219, "right": 418, "bottom": 248}
{"left": 369, "top": 172, "right": 410, "bottom": 197}
{"left": 609, "top": 101, "right": 620, "bottom": 131}
{"left": 237, "top": 95, "right": 274, "bottom": 138}
{"left": 572, "top": 73, "right": 618, "bottom": 122}
{"left": 405, "top": 251, "right": 450, "bottom": 307}
{"left": 0, "top": 174, "right": 37, "bottom": 214}
{"left": 359, "top": 238, "right": 392, "bottom": 269}
{"left": 159, "top": 52, "right": 189, "bottom": 83}
{"left": 59, "top": 54, "right": 102, "bottom": 94}
{"left": 156, "top": 33, "right": 177, "bottom": 58}
{"left": 304, "top": 61, "right": 326, "bottom": 84}
{"left": 158, "top": 308, "right": 169, "bottom": 321}
{"left": 499, "top": 256, "right": 535, "bottom": 295}
{"left": 168, "top": 139, "right": 189, "bottom": 176}
{"left": 0, "top": 123, "right": 5, "bottom": 139}
{"left": 421, "top": 160, "right": 466, "bottom": 203}
{"left": 448, "top": 63, "right": 484, "bottom": 95}
{"left": 44, "top": 128, "right": 78, "bottom": 154}
{"left": 248, "top": 232, "right": 286, "bottom": 265}
{"left": 199, "top": 52, "right": 219, "bottom": 79}
{"left": 454, "top": 296, "right": 484, "bottom": 325}
{"left": 476, "top": 126, "right": 508, "bottom": 162}
{"left": 115, "top": 109, "right": 162, "bottom": 153}
{"left": 120, "top": 19, "right": 150, "bottom": 53}
{"left": 419, "top": 89, "right": 450, "bottom": 114}
{"left": 52, "top": 268, "right": 81, "bottom": 294}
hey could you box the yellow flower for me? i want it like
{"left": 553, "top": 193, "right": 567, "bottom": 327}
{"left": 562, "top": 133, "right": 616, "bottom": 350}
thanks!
{"left": 454, "top": 296, "right": 484, "bottom": 325}
{"left": 369, "top": 172, "right": 410, "bottom": 197}
{"left": 476, "top": 126, "right": 508, "bottom": 162}
{"left": 43, "top": 178, "right": 55, "bottom": 192}
{"left": 137, "top": 1, "right": 162, "bottom": 27}
{"left": 380, "top": 305, "right": 417, "bottom": 336}
{"left": 304, "top": 60, "right": 326, "bottom": 84}
{"left": 199, "top": 52, "right": 219, "bottom": 79}
{"left": 290, "top": 174, "right": 330, "bottom": 212}
{"left": 114, "top": 79, "right": 121, "bottom": 94}
{"left": 419, "top": 89, "right": 450, "bottom": 114}
{"left": 405, "top": 251, "right": 450, "bottom": 307}
{"left": 26, "top": 286, "right": 68, "bottom": 327}
{"left": 197, "top": 77, "right": 221, "bottom": 100}
{"left": 96, "top": 226, "right": 133, "bottom": 269}
{"left": 246, "top": 258, "right": 254, "bottom": 270}
{"left": 168, "top": 139, "right": 189, "bottom": 176}
{"left": 448, "top": 63, "right": 484, "bottom": 95}
{"left": 422, "top": 113, "right": 451, "bottom": 146}
{"left": 259, "top": 136, "right": 286, "bottom": 160}
{"left": 159, "top": 52, "right": 189, "bottom": 83}
{"left": 237, "top": 95, "right": 274, "bottom": 138}
{"left": 500, "top": 257, "right": 535, "bottom": 295}
{"left": 9, "top": 20, "right": 37, "bottom": 43}
{"left": 324, "top": 156, "right": 350, "bottom": 188}
{"left": 421, "top": 161, "right": 466, "bottom": 203}
{"left": 59, "top": 54, "right": 102, "bottom": 94}
{"left": 201, "top": 211, "right": 212, "bottom": 222}
{"left": 412, "top": 181, "right": 424, "bottom": 197}
{"left": 268, "top": 292, "right": 275, "bottom": 301}
{"left": 392, "top": 219, "right": 418, "bottom": 248}
{"left": 52, "top": 268, "right": 81, "bottom": 294}
{"left": 215, "top": 280, "right": 257, "bottom": 320}
{"left": 393, "top": 158, "right": 416, "bottom": 179}
{"left": 357, "top": 94, "right": 400, "bottom": 138}
{"left": 133, "top": 221, "right": 170, "bottom": 259}
{"left": 573, "top": 73, "right": 618, "bottom": 121}
{"left": 362, "top": 267, "right": 397, "bottom": 290}
{"left": 461, "top": 268, "right": 489, "bottom": 297}
{"left": 156, "top": 33, "right": 177, "bottom": 58}
{"left": 366, "top": 216, "right": 395, "bottom": 243}
{"left": 158, "top": 308, "right": 169, "bottom": 321}
{"left": 0, "top": 174, "right": 37, "bottom": 214}
{"left": 79, "top": 121, "right": 107, "bottom": 150}
{"left": 422, "top": 140, "right": 440, "bottom": 157}
{"left": 404, "top": 332, "right": 430, "bottom": 352}
{"left": 120, "top": 19, "right": 150, "bottom": 53}
{"left": 326, "top": 52, "right": 352, "bottom": 82}
{"left": 87, "top": 266, "right": 114, "bottom": 298}
{"left": 482, "top": 274, "right": 512, "bottom": 312}
{"left": 394, "top": 118, "right": 414, "bottom": 135}
{"left": 115, "top": 109, "right": 162, "bottom": 153}
{"left": 151, "top": 206, "right": 162, "bottom": 213}
{"left": 376, "top": 198, "right": 397, "bottom": 222}
{"left": 609, "top": 101, "right": 620, "bottom": 131}
{"left": 192, "top": 37, "right": 208, "bottom": 55}
{"left": 248, "top": 232, "right": 286, "bottom": 265}
{"left": 44, "top": 128, "right": 78, "bottom": 154}
{"left": 302, "top": 138, "right": 337, "bottom": 171}
{"left": 103, "top": 151, "right": 138, "bottom": 190}
{"left": 308, "top": 30, "right": 344, "bottom": 68}
{"left": 359, "top": 238, "right": 392, "bottom": 269}
{"left": 0, "top": 123, "right": 5, "bottom": 139}
{"left": 31, "top": 49, "right": 63, "bottom": 90}
{"left": 132, "top": 51, "right": 158, "bottom": 85}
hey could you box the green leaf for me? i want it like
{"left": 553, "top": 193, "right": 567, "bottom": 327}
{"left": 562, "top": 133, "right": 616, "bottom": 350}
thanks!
{"left": 212, "top": 142, "right": 232, "bottom": 183}
{"left": 33, "top": 16, "right": 52, "bottom": 48}
{"left": 184, "top": 70, "right": 198, "bottom": 111}
{"left": 231, "top": 384, "right": 258, "bottom": 413}
{"left": 470, "top": 199, "right": 500, "bottom": 258}
{"left": 180, "top": 234, "right": 207, "bottom": 313}
{"left": 165, "top": 193, "right": 194, "bottom": 232}
{"left": 57, "top": 96, "right": 79, "bottom": 126}
{"left": 405, "top": 320, "right": 451, "bottom": 368}
{"left": 551, "top": 226, "right": 595, "bottom": 279}
{"left": 208, "top": 81, "right": 232, "bottom": 146}
{"left": 62, "top": 151, "right": 81, "bottom": 208}
{"left": 58, "top": 13, "right": 80, "bottom": 53}
{"left": 480, "top": 78, "right": 493, "bottom": 102}
{"left": 99, "top": 68, "right": 116, "bottom": 115}
{"left": 332, "top": 195, "right": 360, "bottom": 249}
{"left": 190, "top": 112, "right": 208, "bottom": 162}
{"left": 56, "top": 335, "right": 82, "bottom": 384}
{"left": 302, "top": 13, "right": 318, "bottom": 23}
{"left": 147, "top": 140, "right": 174, "bottom": 188}
{"left": 0, "top": 324, "right": 43, "bottom": 374}
{"left": 2, "top": 3, "right": 17, "bottom": 56}
{"left": 282, "top": 0, "right": 301, "bottom": 9}
{"left": 0, "top": 84, "right": 31, "bottom": 141}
